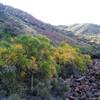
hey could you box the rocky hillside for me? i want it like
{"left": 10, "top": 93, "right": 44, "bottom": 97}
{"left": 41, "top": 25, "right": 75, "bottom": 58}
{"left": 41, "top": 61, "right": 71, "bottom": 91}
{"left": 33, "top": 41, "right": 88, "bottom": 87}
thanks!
{"left": 0, "top": 3, "right": 58, "bottom": 34}
{"left": 65, "top": 59, "right": 100, "bottom": 100}
{"left": 0, "top": 3, "right": 74, "bottom": 44}
{"left": 0, "top": 3, "right": 100, "bottom": 56}
{"left": 67, "top": 24, "right": 100, "bottom": 35}
{"left": 0, "top": 3, "right": 93, "bottom": 47}
{"left": 57, "top": 24, "right": 100, "bottom": 35}
{"left": 56, "top": 24, "right": 100, "bottom": 44}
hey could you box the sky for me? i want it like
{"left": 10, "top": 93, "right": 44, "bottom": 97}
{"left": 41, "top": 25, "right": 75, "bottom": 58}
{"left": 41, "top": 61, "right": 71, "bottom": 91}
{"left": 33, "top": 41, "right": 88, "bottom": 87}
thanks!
{"left": 0, "top": 0, "right": 100, "bottom": 25}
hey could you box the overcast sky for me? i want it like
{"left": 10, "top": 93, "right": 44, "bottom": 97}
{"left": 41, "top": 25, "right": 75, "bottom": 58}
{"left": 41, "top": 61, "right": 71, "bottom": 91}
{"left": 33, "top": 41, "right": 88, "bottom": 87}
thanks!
{"left": 0, "top": 0, "right": 100, "bottom": 25}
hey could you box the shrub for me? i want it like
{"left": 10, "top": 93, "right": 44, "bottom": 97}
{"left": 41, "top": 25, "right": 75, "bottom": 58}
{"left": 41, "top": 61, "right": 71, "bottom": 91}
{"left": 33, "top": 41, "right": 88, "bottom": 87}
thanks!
{"left": 0, "top": 33, "right": 91, "bottom": 98}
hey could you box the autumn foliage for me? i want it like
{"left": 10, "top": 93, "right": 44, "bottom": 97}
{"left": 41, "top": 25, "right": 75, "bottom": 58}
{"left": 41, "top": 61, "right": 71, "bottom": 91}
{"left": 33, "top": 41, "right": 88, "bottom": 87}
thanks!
{"left": 0, "top": 34, "right": 91, "bottom": 78}
{"left": 0, "top": 34, "right": 91, "bottom": 98}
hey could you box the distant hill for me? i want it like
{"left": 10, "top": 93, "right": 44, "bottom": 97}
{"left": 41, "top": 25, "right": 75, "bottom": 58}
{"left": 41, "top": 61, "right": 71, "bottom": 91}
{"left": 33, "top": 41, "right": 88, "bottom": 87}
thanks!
{"left": 56, "top": 23, "right": 100, "bottom": 35}
{"left": 56, "top": 23, "right": 100, "bottom": 44}
{"left": 67, "top": 23, "right": 100, "bottom": 35}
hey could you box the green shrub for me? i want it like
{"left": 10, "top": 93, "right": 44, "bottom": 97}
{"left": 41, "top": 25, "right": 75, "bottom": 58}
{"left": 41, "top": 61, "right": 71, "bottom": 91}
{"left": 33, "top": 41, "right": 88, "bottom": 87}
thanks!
{"left": 0, "top": 33, "right": 91, "bottom": 98}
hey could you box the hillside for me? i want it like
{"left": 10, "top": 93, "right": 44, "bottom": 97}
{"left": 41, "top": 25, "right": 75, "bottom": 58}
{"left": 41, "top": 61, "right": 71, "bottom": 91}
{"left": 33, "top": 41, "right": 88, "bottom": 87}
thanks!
{"left": 0, "top": 3, "right": 94, "bottom": 48}
{"left": 0, "top": 3, "right": 74, "bottom": 44}
{"left": 57, "top": 23, "right": 100, "bottom": 35}
{"left": 0, "top": 3, "right": 100, "bottom": 56}
{"left": 0, "top": 3, "right": 100, "bottom": 58}
{"left": 67, "top": 23, "right": 100, "bottom": 35}
{"left": 57, "top": 24, "right": 100, "bottom": 44}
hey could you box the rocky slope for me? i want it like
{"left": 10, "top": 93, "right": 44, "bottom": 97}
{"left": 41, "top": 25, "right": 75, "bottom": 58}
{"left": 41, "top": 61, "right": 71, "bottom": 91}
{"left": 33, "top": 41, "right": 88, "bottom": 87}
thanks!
{"left": 65, "top": 59, "right": 100, "bottom": 100}
{"left": 2, "top": 3, "right": 100, "bottom": 52}
{"left": 0, "top": 3, "right": 94, "bottom": 47}
{"left": 0, "top": 3, "right": 100, "bottom": 53}
{"left": 0, "top": 3, "right": 74, "bottom": 44}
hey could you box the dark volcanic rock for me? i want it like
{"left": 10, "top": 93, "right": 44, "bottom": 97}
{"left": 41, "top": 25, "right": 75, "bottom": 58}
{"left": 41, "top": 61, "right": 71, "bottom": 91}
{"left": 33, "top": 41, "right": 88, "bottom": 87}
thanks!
{"left": 65, "top": 59, "right": 100, "bottom": 100}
